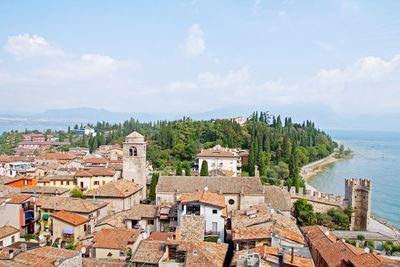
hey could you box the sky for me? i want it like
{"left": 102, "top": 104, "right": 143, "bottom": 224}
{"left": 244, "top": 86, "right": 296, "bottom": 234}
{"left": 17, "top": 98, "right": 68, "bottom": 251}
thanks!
{"left": 0, "top": 1, "right": 400, "bottom": 123}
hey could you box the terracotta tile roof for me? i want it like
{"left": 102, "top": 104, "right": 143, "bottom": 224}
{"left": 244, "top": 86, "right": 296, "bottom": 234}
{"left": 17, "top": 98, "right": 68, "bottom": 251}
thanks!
{"left": 75, "top": 168, "right": 115, "bottom": 177}
{"left": 83, "top": 157, "right": 108, "bottom": 164}
{"left": 157, "top": 176, "right": 264, "bottom": 195}
{"left": 94, "top": 228, "right": 140, "bottom": 250}
{"left": 52, "top": 210, "right": 90, "bottom": 226}
{"left": 263, "top": 185, "right": 292, "bottom": 211}
{"left": 166, "top": 239, "right": 228, "bottom": 267}
{"left": 132, "top": 240, "right": 165, "bottom": 264}
{"left": 10, "top": 246, "right": 79, "bottom": 267}
{"left": 197, "top": 147, "right": 238, "bottom": 158}
{"left": 231, "top": 203, "right": 299, "bottom": 233}
{"left": 6, "top": 194, "right": 32, "bottom": 204}
{"left": 39, "top": 152, "right": 76, "bottom": 161}
{"left": 86, "top": 179, "right": 142, "bottom": 198}
{"left": 178, "top": 191, "right": 226, "bottom": 208}
{"left": 36, "top": 196, "right": 107, "bottom": 213}
{"left": 82, "top": 258, "right": 127, "bottom": 267}
{"left": 126, "top": 204, "right": 158, "bottom": 220}
{"left": 232, "top": 227, "right": 272, "bottom": 241}
{"left": 20, "top": 185, "right": 69, "bottom": 195}
{"left": 301, "top": 225, "right": 400, "bottom": 267}
{"left": 0, "top": 225, "right": 19, "bottom": 239}
{"left": 275, "top": 228, "right": 305, "bottom": 244}
{"left": 148, "top": 232, "right": 175, "bottom": 241}
{"left": 95, "top": 210, "right": 130, "bottom": 229}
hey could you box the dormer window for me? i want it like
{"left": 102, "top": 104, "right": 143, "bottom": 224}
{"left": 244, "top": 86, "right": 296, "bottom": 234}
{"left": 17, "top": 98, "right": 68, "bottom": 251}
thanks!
{"left": 129, "top": 147, "right": 138, "bottom": 157}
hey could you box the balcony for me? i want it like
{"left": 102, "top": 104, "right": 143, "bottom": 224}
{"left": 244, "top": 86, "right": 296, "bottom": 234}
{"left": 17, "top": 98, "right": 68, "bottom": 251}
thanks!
{"left": 204, "top": 230, "right": 221, "bottom": 237}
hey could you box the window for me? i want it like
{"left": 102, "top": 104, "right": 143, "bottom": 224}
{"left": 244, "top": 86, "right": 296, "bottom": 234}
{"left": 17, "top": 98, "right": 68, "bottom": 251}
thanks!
{"left": 148, "top": 220, "right": 154, "bottom": 225}
{"left": 80, "top": 182, "right": 84, "bottom": 188}
{"left": 228, "top": 199, "right": 235, "bottom": 205}
{"left": 94, "top": 181, "right": 99, "bottom": 186}
{"left": 66, "top": 181, "right": 70, "bottom": 185}
{"left": 212, "top": 209, "right": 218, "bottom": 214}
{"left": 129, "top": 147, "right": 138, "bottom": 157}
{"left": 119, "top": 251, "right": 125, "bottom": 257}
{"left": 0, "top": 240, "right": 3, "bottom": 247}
{"left": 60, "top": 181, "right": 63, "bottom": 185}
{"left": 102, "top": 181, "right": 106, "bottom": 185}
{"left": 11, "top": 236, "right": 15, "bottom": 243}
{"left": 186, "top": 204, "right": 201, "bottom": 215}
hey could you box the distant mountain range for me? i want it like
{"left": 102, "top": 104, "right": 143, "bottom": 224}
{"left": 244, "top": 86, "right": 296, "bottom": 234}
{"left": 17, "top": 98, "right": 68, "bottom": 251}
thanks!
{"left": 0, "top": 106, "right": 399, "bottom": 132}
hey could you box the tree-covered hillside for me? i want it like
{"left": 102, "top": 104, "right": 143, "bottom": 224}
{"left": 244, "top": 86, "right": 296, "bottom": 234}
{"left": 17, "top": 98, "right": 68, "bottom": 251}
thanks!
{"left": 0, "top": 111, "right": 337, "bottom": 192}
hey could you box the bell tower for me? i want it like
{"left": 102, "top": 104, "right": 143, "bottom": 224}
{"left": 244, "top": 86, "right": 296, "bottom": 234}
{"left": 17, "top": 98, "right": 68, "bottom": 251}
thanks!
{"left": 123, "top": 131, "right": 147, "bottom": 194}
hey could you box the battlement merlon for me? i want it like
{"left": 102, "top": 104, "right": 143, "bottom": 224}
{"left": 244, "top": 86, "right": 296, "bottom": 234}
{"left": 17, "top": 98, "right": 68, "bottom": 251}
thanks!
{"left": 345, "top": 178, "right": 371, "bottom": 190}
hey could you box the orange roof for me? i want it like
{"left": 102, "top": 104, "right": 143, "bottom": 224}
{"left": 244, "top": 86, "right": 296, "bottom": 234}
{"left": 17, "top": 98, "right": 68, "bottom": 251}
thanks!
{"left": 0, "top": 225, "right": 19, "bottom": 239}
{"left": 232, "top": 227, "right": 271, "bottom": 241}
{"left": 178, "top": 191, "right": 225, "bottom": 208}
{"left": 40, "top": 152, "right": 76, "bottom": 161}
{"left": 7, "top": 194, "right": 32, "bottom": 204}
{"left": 197, "top": 148, "right": 238, "bottom": 158}
{"left": 52, "top": 210, "right": 90, "bottom": 226}
{"left": 83, "top": 157, "right": 108, "bottom": 164}
{"left": 148, "top": 232, "right": 175, "bottom": 241}
{"left": 301, "top": 225, "right": 400, "bottom": 267}
{"left": 75, "top": 168, "right": 115, "bottom": 177}
{"left": 276, "top": 228, "right": 305, "bottom": 244}
{"left": 94, "top": 228, "right": 140, "bottom": 250}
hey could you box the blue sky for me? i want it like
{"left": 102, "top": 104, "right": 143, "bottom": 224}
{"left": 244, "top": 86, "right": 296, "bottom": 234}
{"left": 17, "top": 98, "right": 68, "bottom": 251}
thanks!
{"left": 0, "top": 1, "right": 399, "bottom": 121}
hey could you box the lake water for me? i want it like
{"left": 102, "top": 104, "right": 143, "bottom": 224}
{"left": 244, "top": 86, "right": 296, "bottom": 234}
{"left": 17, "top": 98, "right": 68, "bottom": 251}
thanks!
{"left": 309, "top": 130, "right": 400, "bottom": 228}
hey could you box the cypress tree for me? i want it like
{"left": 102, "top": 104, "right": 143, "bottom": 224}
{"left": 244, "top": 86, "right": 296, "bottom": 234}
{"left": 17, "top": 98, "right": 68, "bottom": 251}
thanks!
{"left": 200, "top": 160, "right": 209, "bottom": 176}
{"left": 149, "top": 172, "right": 159, "bottom": 201}
{"left": 176, "top": 162, "right": 183, "bottom": 176}
{"left": 248, "top": 142, "right": 256, "bottom": 176}
{"left": 185, "top": 164, "right": 191, "bottom": 176}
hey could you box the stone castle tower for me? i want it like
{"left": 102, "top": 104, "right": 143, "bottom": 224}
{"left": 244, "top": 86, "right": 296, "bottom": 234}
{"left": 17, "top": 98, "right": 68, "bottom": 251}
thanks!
{"left": 123, "top": 131, "right": 147, "bottom": 195}
{"left": 344, "top": 178, "right": 372, "bottom": 231}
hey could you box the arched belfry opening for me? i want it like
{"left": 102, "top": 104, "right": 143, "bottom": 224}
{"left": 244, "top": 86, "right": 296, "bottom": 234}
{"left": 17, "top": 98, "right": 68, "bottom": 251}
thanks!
{"left": 129, "top": 146, "right": 138, "bottom": 157}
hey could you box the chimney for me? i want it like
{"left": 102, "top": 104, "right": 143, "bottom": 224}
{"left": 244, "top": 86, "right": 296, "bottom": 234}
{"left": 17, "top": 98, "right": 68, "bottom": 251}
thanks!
{"left": 291, "top": 247, "right": 294, "bottom": 263}
{"left": 278, "top": 252, "right": 284, "bottom": 267}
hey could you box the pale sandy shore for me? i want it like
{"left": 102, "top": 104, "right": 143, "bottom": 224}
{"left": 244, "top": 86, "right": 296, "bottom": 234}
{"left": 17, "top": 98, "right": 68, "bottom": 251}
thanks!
{"left": 301, "top": 153, "right": 342, "bottom": 182}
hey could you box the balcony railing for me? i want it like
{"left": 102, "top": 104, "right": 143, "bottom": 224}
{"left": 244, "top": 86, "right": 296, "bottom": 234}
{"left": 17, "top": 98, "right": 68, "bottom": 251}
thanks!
{"left": 204, "top": 230, "right": 221, "bottom": 236}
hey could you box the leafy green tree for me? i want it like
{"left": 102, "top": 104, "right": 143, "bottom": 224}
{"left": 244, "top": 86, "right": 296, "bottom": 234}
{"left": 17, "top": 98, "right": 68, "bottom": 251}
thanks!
{"left": 200, "top": 160, "right": 209, "bottom": 176}
{"left": 294, "top": 199, "right": 316, "bottom": 226}
{"left": 70, "top": 188, "right": 84, "bottom": 198}
{"left": 275, "top": 161, "right": 289, "bottom": 180}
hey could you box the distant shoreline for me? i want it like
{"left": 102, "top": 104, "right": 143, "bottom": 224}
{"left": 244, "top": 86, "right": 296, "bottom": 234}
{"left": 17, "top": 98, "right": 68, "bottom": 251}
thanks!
{"left": 301, "top": 153, "right": 344, "bottom": 182}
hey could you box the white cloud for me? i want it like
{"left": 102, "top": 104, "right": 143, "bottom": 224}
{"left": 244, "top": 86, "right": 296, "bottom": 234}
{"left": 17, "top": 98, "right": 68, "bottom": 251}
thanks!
{"left": 317, "top": 54, "right": 400, "bottom": 82}
{"left": 198, "top": 66, "right": 250, "bottom": 87}
{"left": 184, "top": 24, "right": 205, "bottom": 57}
{"left": 167, "top": 81, "right": 197, "bottom": 93}
{"left": 4, "top": 34, "right": 65, "bottom": 58}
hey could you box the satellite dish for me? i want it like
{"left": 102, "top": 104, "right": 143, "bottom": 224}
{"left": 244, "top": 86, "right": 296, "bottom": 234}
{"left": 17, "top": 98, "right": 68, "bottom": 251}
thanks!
{"left": 38, "top": 234, "right": 45, "bottom": 241}
{"left": 81, "top": 247, "right": 87, "bottom": 255}
{"left": 364, "top": 247, "right": 370, "bottom": 253}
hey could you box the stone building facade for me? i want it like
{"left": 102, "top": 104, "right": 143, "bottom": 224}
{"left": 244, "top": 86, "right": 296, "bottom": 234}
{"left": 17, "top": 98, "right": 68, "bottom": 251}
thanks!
{"left": 122, "top": 131, "right": 147, "bottom": 196}
{"left": 344, "top": 178, "right": 372, "bottom": 231}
